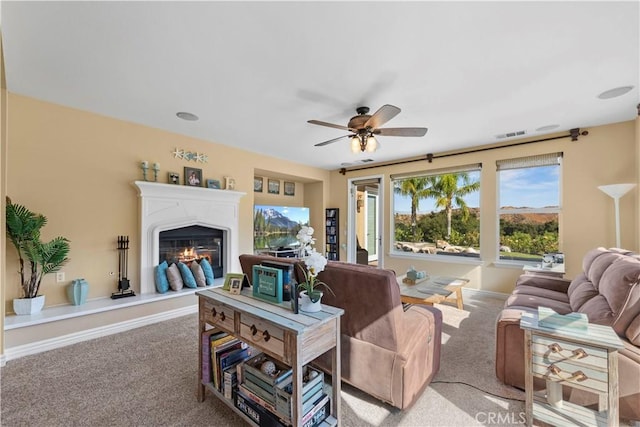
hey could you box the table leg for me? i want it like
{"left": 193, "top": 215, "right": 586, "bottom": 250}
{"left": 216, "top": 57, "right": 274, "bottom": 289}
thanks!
{"left": 455, "top": 287, "right": 464, "bottom": 310}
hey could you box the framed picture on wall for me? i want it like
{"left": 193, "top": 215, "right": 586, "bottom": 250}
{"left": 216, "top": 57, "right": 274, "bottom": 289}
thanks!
{"left": 268, "top": 179, "right": 280, "bottom": 194}
{"left": 254, "top": 177, "right": 263, "bottom": 192}
{"left": 284, "top": 181, "right": 295, "bottom": 196}
{"left": 184, "top": 167, "right": 202, "bottom": 187}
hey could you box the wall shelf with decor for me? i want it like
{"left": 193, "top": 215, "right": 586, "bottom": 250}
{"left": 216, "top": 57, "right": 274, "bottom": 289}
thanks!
{"left": 325, "top": 209, "right": 339, "bottom": 261}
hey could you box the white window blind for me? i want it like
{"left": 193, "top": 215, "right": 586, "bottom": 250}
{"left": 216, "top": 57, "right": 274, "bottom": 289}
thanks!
{"left": 390, "top": 163, "right": 482, "bottom": 181}
{"left": 496, "top": 153, "right": 562, "bottom": 171}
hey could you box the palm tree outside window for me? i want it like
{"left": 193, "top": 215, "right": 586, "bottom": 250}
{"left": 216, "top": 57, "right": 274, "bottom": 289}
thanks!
{"left": 392, "top": 165, "right": 481, "bottom": 258}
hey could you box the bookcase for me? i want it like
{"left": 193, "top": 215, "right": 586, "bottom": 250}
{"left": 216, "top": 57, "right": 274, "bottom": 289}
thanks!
{"left": 325, "top": 209, "right": 339, "bottom": 261}
{"left": 197, "top": 288, "right": 343, "bottom": 426}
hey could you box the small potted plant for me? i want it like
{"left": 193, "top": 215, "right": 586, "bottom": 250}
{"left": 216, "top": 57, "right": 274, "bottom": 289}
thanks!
{"left": 5, "top": 197, "right": 70, "bottom": 314}
{"left": 295, "top": 226, "right": 334, "bottom": 312}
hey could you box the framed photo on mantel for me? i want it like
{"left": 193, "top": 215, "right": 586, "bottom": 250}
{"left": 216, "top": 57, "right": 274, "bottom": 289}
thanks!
{"left": 184, "top": 167, "right": 202, "bottom": 187}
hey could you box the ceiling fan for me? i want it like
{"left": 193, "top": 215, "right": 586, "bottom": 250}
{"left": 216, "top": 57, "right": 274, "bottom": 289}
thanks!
{"left": 308, "top": 104, "right": 428, "bottom": 153}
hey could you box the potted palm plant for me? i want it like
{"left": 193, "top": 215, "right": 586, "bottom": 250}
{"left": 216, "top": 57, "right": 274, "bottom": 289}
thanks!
{"left": 295, "top": 226, "right": 334, "bottom": 312}
{"left": 5, "top": 197, "right": 70, "bottom": 315}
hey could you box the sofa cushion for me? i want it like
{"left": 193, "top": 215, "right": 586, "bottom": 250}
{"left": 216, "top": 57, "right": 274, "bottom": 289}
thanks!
{"left": 317, "top": 261, "right": 404, "bottom": 352}
{"left": 511, "top": 285, "right": 570, "bottom": 304}
{"left": 567, "top": 251, "right": 640, "bottom": 335}
{"left": 505, "top": 292, "right": 571, "bottom": 314}
{"left": 627, "top": 314, "right": 640, "bottom": 346}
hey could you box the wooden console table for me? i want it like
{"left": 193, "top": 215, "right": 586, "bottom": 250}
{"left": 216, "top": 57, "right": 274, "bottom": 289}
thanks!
{"left": 197, "top": 287, "right": 343, "bottom": 426}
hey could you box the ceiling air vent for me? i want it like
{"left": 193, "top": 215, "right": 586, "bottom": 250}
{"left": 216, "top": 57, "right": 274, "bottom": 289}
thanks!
{"left": 496, "top": 130, "right": 527, "bottom": 139}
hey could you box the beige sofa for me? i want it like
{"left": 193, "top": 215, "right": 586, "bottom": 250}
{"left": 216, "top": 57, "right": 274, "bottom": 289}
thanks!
{"left": 495, "top": 247, "right": 640, "bottom": 422}
{"left": 239, "top": 254, "right": 442, "bottom": 409}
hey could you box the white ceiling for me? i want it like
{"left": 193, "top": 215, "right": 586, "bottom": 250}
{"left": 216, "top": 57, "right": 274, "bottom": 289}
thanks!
{"left": 2, "top": 1, "right": 638, "bottom": 171}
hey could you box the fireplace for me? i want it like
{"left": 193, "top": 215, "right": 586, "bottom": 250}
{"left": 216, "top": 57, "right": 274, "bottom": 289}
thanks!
{"left": 159, "top": 225, "right": 224, "bottom": 278}
{"left": 134, "top": 181, "right": 245, "bottom": 294}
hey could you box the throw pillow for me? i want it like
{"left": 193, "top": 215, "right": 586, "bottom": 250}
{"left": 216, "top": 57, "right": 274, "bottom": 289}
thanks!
{"left": 154, "top": 260, "right": 170, "bottom": 293}
{"left": 199, "top": 258, "right": 214, "bottom": 286}
{"left": 166, "top": 263, "right": 184, "bottom": 291}
{"left": 178, "top": 262, "right": 197, "bottom": 288}
{"left": 190, "top": 260, "right": 207, "bottom": 287}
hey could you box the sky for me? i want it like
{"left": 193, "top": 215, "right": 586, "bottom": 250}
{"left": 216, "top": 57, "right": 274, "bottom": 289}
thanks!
{"left": 394, "top": 166, "right": 559, "bottom": 214}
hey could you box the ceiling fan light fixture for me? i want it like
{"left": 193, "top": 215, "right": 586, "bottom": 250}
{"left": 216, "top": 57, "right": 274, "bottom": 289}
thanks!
{"left": 351, "top": 136, "right": 361, "bottom": 153}
{"left": 366, "top": 135, "right": 378, "bottom": 152}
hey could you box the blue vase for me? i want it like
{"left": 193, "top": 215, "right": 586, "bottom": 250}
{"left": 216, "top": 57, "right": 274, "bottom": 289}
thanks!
{"left": 67, "top": 279, "right": 89, "bottom": 305}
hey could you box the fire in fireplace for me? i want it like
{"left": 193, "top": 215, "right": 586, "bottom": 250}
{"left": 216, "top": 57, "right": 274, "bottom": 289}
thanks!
{"left": 159, "top": 225, "right": 223, "bottom": 278}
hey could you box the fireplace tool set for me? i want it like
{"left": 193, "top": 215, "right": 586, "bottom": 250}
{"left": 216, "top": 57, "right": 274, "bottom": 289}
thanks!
{"left": 111, "top": 235, "right": 136, "bottom": 299}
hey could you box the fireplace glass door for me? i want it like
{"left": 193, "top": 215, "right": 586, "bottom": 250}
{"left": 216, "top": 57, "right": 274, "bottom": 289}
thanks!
{"left": 159, "top": 225, "right": 223, "bottom": 278}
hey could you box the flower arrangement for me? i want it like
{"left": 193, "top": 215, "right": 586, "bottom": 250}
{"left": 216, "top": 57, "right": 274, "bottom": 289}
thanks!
{"left": 295, "top": 226, "right": 333, "bottom": 303}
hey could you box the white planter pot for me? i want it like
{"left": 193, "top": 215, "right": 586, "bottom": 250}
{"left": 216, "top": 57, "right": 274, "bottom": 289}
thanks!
{"left": 299, "top": 290, "right": 323, "bottom": 313}
{"left": 13, "top": 295, "right": 46, "bottom": 315}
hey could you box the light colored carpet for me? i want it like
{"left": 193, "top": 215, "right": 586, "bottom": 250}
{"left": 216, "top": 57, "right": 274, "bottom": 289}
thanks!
{"left": 1, "top": 292, "right": 527, "bottom": 426}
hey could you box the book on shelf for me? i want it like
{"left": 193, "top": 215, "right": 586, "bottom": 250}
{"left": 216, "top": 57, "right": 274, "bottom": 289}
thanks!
{"left": 301, "top": 393, "right": 330, "bottom": 427}
{"left": 235, "top": 389, "right": 288, "bottom": 427}
{"left": 223, "top": 365, "right": 237, "bottom": 400}
{"left": 212, "top": 339, "right": 243, "bottom": 391}
{"left": 201, "top": 330, "right": 227, "bottom": 384}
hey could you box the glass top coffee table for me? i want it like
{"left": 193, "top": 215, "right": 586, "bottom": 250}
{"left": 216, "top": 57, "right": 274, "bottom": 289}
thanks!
{"left": 396, "top": 274, "right": 469, "bottom": 310}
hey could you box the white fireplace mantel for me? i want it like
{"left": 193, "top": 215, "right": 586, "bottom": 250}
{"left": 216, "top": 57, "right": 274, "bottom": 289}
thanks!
{"left": 134, "top": 181, "right": 246, "bottom": 294}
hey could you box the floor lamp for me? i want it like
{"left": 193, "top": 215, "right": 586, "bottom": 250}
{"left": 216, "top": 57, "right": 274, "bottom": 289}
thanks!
{"left": 598, "top": 183, "right": 636, "bottom": 248}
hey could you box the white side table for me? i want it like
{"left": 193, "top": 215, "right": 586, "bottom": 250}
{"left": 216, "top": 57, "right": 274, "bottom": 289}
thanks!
{"left": 520, "top": 312, "right": 623, "bottom": 427}
{"left": 523, "top": 263, "right": 565, "bottom": 278}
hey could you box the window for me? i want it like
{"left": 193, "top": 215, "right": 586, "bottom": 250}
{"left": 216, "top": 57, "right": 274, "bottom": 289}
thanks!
{"left": 497, "top": 153, "right": 561, "bottom": 263}
{"left": 391, "top": 164, "right": 481, "bottom": 258}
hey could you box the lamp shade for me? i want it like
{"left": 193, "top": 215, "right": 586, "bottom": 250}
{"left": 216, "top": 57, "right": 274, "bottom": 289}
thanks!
{"left": 351, "top": 136, "right": 361, "bottom": 153}
{"left": 366, "top": 135, "right": 378, "bottom": 152}
{"left": 598, "top": 183, "right": 636, "bottom": 198}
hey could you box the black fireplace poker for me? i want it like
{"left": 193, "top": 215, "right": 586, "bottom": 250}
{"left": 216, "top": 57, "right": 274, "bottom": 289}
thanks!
{"left": 111, "top": 235, "right": 136, "bottom": 299}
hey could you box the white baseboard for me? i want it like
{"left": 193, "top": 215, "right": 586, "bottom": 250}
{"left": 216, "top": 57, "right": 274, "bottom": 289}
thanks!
{"left": 2, "top": 305, "right": 198, "bottom": 363}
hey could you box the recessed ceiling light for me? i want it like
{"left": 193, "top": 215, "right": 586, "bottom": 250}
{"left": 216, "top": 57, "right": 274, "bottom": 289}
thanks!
{"left": 176, "top": 111, "right": 199, "bottom": 121}
{"left": 536, "top": 124, "right": 560, "bottom": 132}
{"left": 597, "top": 86, "right": 634, "bottom": 99}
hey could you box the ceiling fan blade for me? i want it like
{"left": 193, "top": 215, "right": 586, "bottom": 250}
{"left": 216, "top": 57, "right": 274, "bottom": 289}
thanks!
{"left": 308, "top": 120, "right": 352, "bottom": 132}
{"left": 365, "top": 104, "right": 401, "bottom": 129}
{"left": 314, "top": 134, "right": 351, "bottom": 147}
{"left": 375, "top": 127, "right": 428, "bottom": 137}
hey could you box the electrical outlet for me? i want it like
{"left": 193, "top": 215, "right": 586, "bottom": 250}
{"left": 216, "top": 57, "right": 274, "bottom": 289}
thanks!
{"left": 56, "top": 272, "right": 65, "bottom": 282}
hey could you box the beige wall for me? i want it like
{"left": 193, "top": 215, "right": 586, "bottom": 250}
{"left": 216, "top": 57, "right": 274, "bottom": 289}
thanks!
{"left": 1, "top": 94, "right": 330, "bottom": 352}
{"left": 1, "top": 90, "right": 638, "bottom": 357}
{"left": 328, "top": 120, "right": 639, "bottom": 294}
